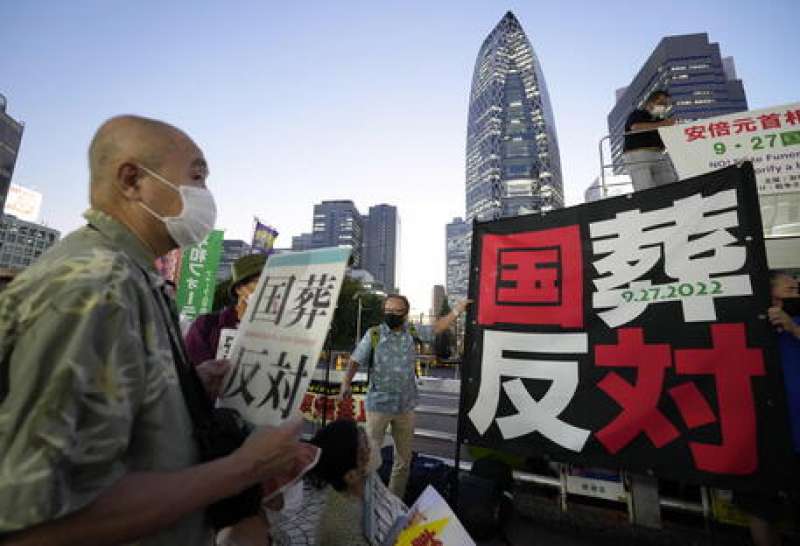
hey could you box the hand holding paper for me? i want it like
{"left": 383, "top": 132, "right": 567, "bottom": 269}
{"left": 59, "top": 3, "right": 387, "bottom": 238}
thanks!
{"left": 233, "top": 417, "right": 304, "bottom": 486}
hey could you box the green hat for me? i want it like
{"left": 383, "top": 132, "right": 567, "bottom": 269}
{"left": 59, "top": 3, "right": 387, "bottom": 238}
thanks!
{"left": 229, "top": 253, "right": 267, "bottom": 297}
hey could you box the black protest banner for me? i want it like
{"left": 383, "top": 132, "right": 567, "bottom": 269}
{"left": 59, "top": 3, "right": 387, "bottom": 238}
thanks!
{"left": 458, "top": 163, "right": 797, "bottom": 490}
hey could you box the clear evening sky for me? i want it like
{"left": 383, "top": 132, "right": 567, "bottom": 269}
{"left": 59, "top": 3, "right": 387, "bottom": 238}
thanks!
{"left": 3, "top": 0, "right": 797, "bottom": 316}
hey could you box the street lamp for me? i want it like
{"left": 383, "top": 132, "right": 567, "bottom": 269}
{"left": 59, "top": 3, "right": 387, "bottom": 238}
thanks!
{"left": 354, "top": 292, "right": 364, "bottom": 345}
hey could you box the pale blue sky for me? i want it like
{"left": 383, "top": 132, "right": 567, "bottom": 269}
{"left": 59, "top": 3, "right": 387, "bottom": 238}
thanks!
{"left": 3, "top": 0, "right": 798, "bottom": 314}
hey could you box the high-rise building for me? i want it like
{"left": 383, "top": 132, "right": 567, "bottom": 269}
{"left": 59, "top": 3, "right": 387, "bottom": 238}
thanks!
{"left": 431, "top": 284, "right": 446, "bottom": 318}
{"left": 607, "top": 33, "right": 748, "bottom": 171}
{"left": 216, "top": 239, "right": 251, "bottom": 280}
{"left": 291, "top": 233, "right": 314, "bottom": 251}
{"left": 0, "top": 94, "right": 24, "bottom": 214}
{"left": 311, "top": 200, "right": 365, "bottom": 267}
{"left": 448, "top": 12, "right": 562, "bottom": 301}
{"left": 0, "top": 214, "right": 59, "bottom": 270}
{"left": 445, "top": 217, "right": 471, "bottom": 303}
{"left": 363, "top": 204, "right": 400, "bottom": 292}
{"left": 465, "top": 11, "right": 563, "bottom": 223}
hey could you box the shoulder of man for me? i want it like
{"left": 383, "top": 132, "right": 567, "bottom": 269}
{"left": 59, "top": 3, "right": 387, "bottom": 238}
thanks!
{"left": 626, "top": 108, "right": 652, "bottom": 125}
{"left": 0, "top": 226, "right": 149, "bottom": 331}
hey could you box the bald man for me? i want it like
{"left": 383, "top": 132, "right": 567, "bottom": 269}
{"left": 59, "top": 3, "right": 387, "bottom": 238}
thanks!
{"left": 0, "top": 116, "right": 303, "bottom": 546}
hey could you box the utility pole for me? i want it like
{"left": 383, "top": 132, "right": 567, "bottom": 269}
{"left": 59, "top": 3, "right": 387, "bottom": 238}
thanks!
{"left": 355, "top": 294, "right": 363, "bottom": 345}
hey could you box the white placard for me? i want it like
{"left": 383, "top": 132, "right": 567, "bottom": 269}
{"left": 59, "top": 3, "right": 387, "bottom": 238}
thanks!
{"left": 390, "top": 486, "right": 475, "bottom": 546}
{"left": 4, "top": 184, "right": 42, "bottom": 222}
{"left": 219, "top": 247, "right": 350, "bottom": 427}
{"left": 216, "top": 328, "right": 238, "bottom": 360}
{"left": 659, "top": 103, "right": 800, "bottom": 236}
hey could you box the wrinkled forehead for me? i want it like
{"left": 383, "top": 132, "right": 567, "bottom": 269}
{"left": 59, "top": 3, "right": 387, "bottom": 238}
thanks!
{"left": 384, "top": 297, "right": 407, "bottom": 312}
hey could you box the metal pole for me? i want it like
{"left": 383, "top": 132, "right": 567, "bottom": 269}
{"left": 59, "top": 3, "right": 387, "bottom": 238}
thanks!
{"left": 356, "top": 295, "right": 362, "bottom": 345}
{"left": 599, "top": 136, "right": 608, "bottom": 198}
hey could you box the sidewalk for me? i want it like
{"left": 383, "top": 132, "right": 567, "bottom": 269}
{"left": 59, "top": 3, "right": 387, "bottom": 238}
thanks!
{"left": 483, "top": 487, "right": 800, "bottom": 546}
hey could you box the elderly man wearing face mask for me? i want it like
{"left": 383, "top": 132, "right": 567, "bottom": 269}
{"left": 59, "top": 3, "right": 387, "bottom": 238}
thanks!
{"left": 623, "top": 89, "right": 679, "bottom": 192}
{"left": 0, "top": 115, "right": 304, "bottom": 546}
{"left": 340, "top": 295, "right": 470, "bottom": 499}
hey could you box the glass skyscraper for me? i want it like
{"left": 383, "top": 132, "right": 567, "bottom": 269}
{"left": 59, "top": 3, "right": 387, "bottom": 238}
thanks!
{"left": 465, "top": 11, "right": 563, "bottom": 222}
{"left": 448, "top": 12, "right": 563, "bottom": 302}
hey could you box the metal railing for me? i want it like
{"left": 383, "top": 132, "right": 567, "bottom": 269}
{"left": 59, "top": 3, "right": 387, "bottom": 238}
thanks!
{"left": 597, "top": 132, "right": 676, "bottom": 198}
{"left": 597, "top": 132, "right": 800, "bottom": 239}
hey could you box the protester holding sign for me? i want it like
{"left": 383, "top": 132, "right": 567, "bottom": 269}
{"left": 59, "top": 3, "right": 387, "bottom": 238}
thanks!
{"left": 768, "top": 270, "right": 800, "bottom": 453}
{"left": 185, "top": 253, "right": 267, "bottom": 365}
{"left": 0, "top": 116, "right": 305, "bottom": 546}
{"left": 623, "top": 90, "right": 679, "bottom": 191}
{"left": 734, "top": 270, "right": 800, "bottom": 546}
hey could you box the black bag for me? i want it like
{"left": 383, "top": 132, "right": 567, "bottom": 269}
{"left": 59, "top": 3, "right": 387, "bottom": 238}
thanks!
{"left": 457, "top": 458, "right": 514, "bottom": 541}
{"left": 151, "top": 284, "right": 262, "bottom": 530}
{"left": 405, "top": 453, "right": 454, "bottom": 505}
{"left": 191, "top": 406, "right": 263, "bottom": 530}
{"left": 433, "top": 331, "right": 452, "bottom": 360}
{"left": 377, "top": 448, "right": 454, "bottom": 505}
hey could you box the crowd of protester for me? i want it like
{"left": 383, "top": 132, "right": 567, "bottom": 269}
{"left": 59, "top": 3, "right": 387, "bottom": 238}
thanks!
{"left": 0, "top": 113, "right": 797, "bottom": 546}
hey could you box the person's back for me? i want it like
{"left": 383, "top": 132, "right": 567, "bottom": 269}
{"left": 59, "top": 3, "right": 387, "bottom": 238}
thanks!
{"left": 315, "top": 486, "right": 371, "bottom": 546}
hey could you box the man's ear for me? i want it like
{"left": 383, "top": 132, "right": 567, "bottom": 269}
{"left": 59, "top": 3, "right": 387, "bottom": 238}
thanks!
{"left": 117, "top": 162, "right": 142, "bottom": 199}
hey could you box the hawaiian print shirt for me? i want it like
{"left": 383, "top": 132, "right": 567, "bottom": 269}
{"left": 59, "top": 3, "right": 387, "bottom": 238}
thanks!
{"left": 0, "top": 209, "right": 208, "bottom": 545}
{"left": 351, "top": 323, "right": 418, "bottom": 414}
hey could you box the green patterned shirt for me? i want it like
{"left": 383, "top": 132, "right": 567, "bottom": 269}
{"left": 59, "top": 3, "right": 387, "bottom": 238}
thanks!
{"left": 0, "top": 209, "right": 209, "bottom": 545}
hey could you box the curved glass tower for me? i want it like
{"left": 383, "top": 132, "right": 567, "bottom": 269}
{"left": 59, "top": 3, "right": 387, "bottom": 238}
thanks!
{"left": 466, "top": 12, "right": 563, "bottom": 222}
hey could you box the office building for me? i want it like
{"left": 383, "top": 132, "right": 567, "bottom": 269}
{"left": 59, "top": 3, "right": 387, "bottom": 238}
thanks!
{"left": 607, "top": 33, "right": 748, "bottom": 170}
{"left": 431, "top": 284, "right": 446, "bottom": 318}
{"left": 291, "top": 201, "right": 401, "bottom": 289}
{"left": 311, "top": 200, "right": 365, "bottom": 267}
{"left": 0, "top": 94, "right": 24, "bottom": 214}
{"left": 363, "top": 204, "right": 400, "bottom": 292}
{"left": 445, "top": 217, "right": 471, "bottom": 304}
{"left": 465, "top": 11, "right": 564, "bottom": 223}
{"left": 291, "top": 233, "right": 314, "bottom": 251}
{"left": 216, "top": 239, "right": 251, "bottom": 280}
{"left": 0, "top": 215, "right": 59, "bottom": 269}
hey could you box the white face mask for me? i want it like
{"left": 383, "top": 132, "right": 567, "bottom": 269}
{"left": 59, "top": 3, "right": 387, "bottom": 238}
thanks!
{"left": 650, "top": 105, "right": 669, "bottom": 117}
{"left": 136, "top": 164, "right": 217, "bottom": 247}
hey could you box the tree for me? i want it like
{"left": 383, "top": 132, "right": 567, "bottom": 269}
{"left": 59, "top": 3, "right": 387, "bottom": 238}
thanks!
{"left": 328, "top": 278, "right": 384, "bottom": 351}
